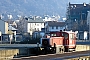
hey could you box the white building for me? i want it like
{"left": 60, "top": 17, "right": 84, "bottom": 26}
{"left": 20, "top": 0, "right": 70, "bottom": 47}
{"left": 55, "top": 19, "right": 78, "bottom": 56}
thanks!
{"left": 27, "top": 17, "right": 44, "bottom": 35}
{"left": 0, "top": 19, "right": 8, "bottom": 34}
{"left": 43, "top": 15, "right": 60, "bottom": 22}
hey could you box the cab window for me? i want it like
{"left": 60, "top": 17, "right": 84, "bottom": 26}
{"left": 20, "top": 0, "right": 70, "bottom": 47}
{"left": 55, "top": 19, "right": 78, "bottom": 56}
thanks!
{"left": 62, "top": 33, "right": 68, "bottom": 39}
{"left": 51, "top": 33, "right": 56, "bottom": 36}
{"left": 69, "top": 33, "right": 74, "bottom": 40}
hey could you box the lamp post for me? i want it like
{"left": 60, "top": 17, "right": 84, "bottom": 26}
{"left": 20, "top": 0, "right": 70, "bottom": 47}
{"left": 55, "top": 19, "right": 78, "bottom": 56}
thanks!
{"left": 9, "top": 25, "right": 13, "bottom": 44}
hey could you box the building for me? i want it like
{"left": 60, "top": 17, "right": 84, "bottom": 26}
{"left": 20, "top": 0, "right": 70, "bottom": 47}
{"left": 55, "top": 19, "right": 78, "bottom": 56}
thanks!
{"left": 45, "top": 21, "right": 66, "bottom": 33}
{"left": 27, "top": 16, "right": 44, "bottom": 35}
{"left": 66, "top": 2, "right": 90, "bottom": 40}
{"left": 66, "top": 2, "right": 90, "bottom": 31}
{"left": 0, "top": 19, "right": 8, "bottom": 34}
{"left": 0, "top": 19, "right": 8, "bottom": 43}
{"left": 43, "top": 15, "right": 60, "bottom": 22}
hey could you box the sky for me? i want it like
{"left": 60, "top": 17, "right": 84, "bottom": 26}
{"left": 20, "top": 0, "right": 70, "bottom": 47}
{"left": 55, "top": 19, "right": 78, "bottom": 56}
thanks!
{"left": 0, "top": 0, "right": 90, "bottom": 19}
{"left": 68, "top": 0, "right": 90, "bottom": 4}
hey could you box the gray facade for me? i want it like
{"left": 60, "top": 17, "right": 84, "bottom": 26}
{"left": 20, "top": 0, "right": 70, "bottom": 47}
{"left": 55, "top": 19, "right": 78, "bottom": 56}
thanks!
{"left": 66, "top": 2, "right": 90, "bottom": 31}
{"left": 45, "top": 21, "right": 66, "bottom": 33}
{"left": 0, "top": 20, "right": 8, "bottom": 34}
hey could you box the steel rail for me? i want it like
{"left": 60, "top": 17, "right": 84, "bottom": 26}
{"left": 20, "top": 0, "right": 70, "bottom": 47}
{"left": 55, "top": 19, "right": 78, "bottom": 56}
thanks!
{"left": 12, "top": 50, "right": 90, "bottom": 60}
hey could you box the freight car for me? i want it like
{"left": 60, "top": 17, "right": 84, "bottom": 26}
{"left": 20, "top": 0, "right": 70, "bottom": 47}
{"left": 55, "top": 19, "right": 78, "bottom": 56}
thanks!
{"left": 39, "top": 30, "right": 76, "bottom": 54}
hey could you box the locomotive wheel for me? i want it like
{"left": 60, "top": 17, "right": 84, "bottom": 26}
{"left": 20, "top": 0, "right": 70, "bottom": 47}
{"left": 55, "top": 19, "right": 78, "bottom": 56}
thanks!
{"left": 64, "top": 48, "right": 69, "bottom": 52}
{"left": 52, "top": 47, "right": 56, "bottom": 53}
{"left": 41, "top": 49, "right": 46, "bottom": 55}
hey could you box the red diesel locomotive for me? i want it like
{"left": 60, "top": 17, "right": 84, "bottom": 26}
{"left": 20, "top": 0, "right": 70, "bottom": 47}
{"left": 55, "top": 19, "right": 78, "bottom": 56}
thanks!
{"left": 40, "top": 31, "right": 76, "bottom": 53}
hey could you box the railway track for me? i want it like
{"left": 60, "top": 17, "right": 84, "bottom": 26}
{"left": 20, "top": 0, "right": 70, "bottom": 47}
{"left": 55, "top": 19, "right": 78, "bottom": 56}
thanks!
{"left": 12, "top": 50, "right": 90, "bottom": 60}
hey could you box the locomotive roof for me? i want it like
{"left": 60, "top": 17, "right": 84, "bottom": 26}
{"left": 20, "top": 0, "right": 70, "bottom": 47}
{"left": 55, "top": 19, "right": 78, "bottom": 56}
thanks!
{"left": 64, "top": 31, "right": 75, "bottom": 34}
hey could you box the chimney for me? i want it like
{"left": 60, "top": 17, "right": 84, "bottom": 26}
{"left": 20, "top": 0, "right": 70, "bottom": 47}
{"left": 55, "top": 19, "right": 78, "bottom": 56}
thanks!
{"left": 83, "top": 3, "right": 86, "bottom": 6}
{"left": 33, "top": 16, "right": 36, "bottom": 20}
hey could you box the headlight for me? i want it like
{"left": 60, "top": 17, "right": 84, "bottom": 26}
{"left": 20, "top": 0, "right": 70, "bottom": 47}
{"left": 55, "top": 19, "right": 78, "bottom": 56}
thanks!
{"left": 42, "top": 39, "right": 49, "bottom": 46}
{"left": 50, "top": 48, "right": 52, "bottom": 50}
{"left": 40, "top": 48, "right": 44, "bottom": 50}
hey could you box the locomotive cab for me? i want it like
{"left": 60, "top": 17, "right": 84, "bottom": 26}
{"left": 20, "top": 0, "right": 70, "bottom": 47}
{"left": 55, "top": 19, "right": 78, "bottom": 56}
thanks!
{"left": 64, "top": 31, "right": 76, "bottom": 52}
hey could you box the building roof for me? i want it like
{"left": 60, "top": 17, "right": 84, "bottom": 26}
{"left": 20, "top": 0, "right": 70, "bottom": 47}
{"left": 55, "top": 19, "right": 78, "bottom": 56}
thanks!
{"left": 6, "top": 20, "right": 14, "bottom": 24}
{"left": 69, "top": 2, "right": 90, "bottom": 7}
{"left": 47, "top": 21, "right": 66, "bottom": 27}
{"left": 28, "top": 18, "right": 44, "bottom": 23}
{"left": 8, "top": 25, "right": 17, "bottom": 31}
{"left": 69, "top": 3, "right": 90, "bottom": 12}
{"left": 0, "top": 19, "right": 7, "bottom": 22}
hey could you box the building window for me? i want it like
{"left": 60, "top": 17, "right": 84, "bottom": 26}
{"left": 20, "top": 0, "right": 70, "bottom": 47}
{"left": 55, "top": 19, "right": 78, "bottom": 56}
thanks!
{"left": 35, "top": 28, "right": 36, "bottom": 31}
{"left": 37, "top": 28, "right": 39, "bottom": 31}
{"left": 37, "top": 24, "right": 39, "bottom": 26}
{"left": 51, "top": 33, "right": 56, "bottom": 36}
{"left": 56, "top": 26, "right": 58, "bottom": 29}
{"left": 60, "top": 27, "right": 62, "bottom": 29}
{"left": 52, "top": 26, "right": 54, "bottom": 29}
{"left": 35, "top": 23, "right": 36, "bottom": 25}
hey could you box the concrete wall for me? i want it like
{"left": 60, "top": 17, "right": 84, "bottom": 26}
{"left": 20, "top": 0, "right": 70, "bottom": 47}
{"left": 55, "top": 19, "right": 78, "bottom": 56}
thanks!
{"left": 76, "top": 45, "right": 90, "bottom": 51}
{"left": 19, "top": 48, "right": 29, "bottom": 55}
{"left": 0, "top": 49, "right": 19, "bottom": 60}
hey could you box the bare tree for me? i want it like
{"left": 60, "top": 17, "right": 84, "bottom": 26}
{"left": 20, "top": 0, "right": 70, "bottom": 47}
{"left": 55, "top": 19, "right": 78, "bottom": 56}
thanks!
{"left": 17, "top": 16, "right": 28, "bottom": 33}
